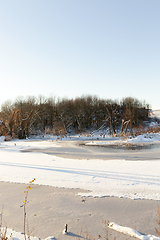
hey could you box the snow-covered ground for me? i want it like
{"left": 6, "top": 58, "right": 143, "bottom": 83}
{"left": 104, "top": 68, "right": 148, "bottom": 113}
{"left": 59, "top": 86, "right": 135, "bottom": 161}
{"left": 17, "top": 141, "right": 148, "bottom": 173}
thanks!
{"left": 2, "top": 224, "right": 160, "bottom": 240}
{"left": 1, "top": 133, "right": 160, "bottom": 240}
{"left": 86, "top": 132, "right": 160, "bottom": 145}
{"left": 0, "top": 227, "right": 55, "bottom": 240}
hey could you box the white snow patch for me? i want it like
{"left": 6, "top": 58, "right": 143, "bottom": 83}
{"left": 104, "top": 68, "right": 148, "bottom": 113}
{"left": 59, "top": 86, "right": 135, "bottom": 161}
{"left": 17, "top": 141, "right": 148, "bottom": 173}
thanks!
{"left": 86, "top": 132, "right": 160, "bottom": 146}
{"left": 0, "top": 227, "right": 55, "bottom": 240}
{"left": 109, "top": 222, "right": 160, "bottom": 240}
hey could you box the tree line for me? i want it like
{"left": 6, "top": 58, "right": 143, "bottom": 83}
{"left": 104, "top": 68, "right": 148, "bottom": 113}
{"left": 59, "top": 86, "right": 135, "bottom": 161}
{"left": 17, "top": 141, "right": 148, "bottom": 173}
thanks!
{"left": 0, "top": 95, "right": 151, "bottom": 139}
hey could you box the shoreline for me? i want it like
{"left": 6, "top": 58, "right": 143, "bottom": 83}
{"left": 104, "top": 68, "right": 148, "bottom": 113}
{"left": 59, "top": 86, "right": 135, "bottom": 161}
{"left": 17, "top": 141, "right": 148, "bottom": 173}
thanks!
{"left": 0, "top": 181, "right": 160, "bottom": 240}
{"left": 21, "top": 139, "right": 160, "bottom": 160}
{"left": 81, "top": 141, "right": 160, "bottom": 150}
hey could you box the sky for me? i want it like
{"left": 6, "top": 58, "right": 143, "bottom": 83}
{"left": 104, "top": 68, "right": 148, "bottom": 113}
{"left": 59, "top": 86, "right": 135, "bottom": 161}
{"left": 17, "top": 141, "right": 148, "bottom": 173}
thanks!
{"left": 0, "top": 0, "right": 160, "bottom": 109}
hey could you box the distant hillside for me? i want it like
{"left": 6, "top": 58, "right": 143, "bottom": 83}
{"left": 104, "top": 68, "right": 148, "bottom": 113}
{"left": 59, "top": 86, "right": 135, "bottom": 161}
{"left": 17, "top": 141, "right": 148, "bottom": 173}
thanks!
{"left": 151, "top": 110, "right": 160, "bottom": 119}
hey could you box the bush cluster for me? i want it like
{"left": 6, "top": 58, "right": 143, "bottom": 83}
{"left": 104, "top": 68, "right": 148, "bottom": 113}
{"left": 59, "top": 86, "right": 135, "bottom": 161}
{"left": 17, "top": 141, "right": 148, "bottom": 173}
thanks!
{"left": 0, "top": 95, "right": 151, "bottom": 139}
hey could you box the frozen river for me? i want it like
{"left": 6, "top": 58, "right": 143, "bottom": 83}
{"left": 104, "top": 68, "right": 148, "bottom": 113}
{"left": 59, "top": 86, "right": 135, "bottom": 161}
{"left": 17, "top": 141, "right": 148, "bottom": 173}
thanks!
{"left": 1, "top": 137, "right": 160, "bottom": 239}
{"left": 23, "top": 140, "right": 160, "bottom": 160}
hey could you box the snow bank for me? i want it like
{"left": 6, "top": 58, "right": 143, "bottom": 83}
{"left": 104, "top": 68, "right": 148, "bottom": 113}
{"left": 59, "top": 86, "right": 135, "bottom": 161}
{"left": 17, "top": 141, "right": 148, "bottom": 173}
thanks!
{"left": 0, "top": 227, "right": 55, "bottom": 240}
{"left": 86, "top": 132, "right": 160, "bottom": 146}
{"left": 109, "top": 222, "right": 160, "bottom": 240}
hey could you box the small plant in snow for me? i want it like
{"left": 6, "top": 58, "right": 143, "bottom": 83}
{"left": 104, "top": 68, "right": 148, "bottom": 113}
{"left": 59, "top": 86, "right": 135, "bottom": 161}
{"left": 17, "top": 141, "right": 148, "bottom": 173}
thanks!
{"left": 155, "top": 207, "right": 160, "bottom": 236}
{"left": 22, "top": 178, "right": 36, "bottom": 240}
{"left": 0, "top": 208, "right": 8, "bottom": 240}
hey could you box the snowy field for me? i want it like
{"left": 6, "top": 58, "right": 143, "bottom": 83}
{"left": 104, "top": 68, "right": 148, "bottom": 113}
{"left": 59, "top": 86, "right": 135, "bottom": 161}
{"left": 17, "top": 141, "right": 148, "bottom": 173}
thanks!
{"left": 1, "top": 132, "right": 160, "bottom": 240}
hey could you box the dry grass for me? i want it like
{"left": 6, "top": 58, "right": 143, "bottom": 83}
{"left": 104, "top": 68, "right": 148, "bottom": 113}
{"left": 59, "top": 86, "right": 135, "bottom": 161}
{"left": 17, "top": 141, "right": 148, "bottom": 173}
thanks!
{"left": 155, "top": 207, "right": 160, "bottom": 236}
{"left": 133, "top": 125, "right": 160, "bottom": 136}
{"left": 0, "top": 227, "right": 8, "bottom": 240}
{"left": 0, "top": 208, "right": 8, "bottom": 240}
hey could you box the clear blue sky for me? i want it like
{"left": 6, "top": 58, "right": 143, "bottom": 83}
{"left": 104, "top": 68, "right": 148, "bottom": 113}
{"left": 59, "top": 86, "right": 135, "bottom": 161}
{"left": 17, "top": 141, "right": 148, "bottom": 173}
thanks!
{"left": 0, "top": 0, "right": 160, "bottom": 109}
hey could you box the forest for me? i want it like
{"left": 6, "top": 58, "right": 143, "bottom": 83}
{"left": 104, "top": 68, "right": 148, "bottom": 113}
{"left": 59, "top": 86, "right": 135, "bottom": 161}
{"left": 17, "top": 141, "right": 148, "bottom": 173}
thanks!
{"left": 0, "top": 95, "right": 152, "bottom": 139}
